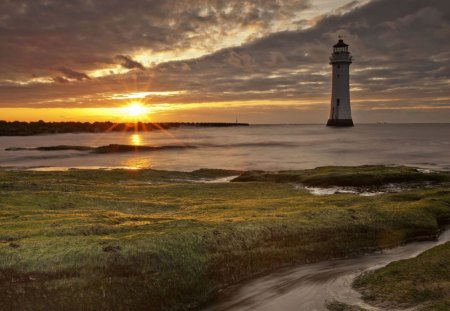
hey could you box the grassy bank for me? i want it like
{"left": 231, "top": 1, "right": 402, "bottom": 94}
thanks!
{"left": 233, "top": 165, "right": 450, "bottom": 186}
{"left": 354, "top": 241, "right": 450, "bottom": 311}
{"left": 0, "top": 166, "right": 449, "bottom": 310}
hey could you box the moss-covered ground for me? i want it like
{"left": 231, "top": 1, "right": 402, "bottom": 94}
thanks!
{"left": 233, "top": 165, "right": 450, "bottom": 186}
{"left": 354, "top": 241, "right": 450, "bottom": 311}
{"left": 326, "top": 301, "right": 366, "bottom": 311}
{"left": 0, "top": 166, "right": 449, "bottom": 310}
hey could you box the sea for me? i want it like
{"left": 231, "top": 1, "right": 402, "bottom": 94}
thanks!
{"left": 0, "top": 124, "right": 449, "bottom": 171}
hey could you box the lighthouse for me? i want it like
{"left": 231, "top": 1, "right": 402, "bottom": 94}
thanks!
{"left": 327, "top": 38, "right": 354, "bottom": 126}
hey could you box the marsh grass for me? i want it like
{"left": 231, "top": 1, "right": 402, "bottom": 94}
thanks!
{"left": 233, "top": 165, "right": 450, "bottom": 186}
{"left": 326, "top": 300, "right": 367, "bottom": 311}
{"left": 353, "top": 241, "right": 450, "bottom": 310}
{"left": 0, "top": 166, "right": 449, "bottom": 310}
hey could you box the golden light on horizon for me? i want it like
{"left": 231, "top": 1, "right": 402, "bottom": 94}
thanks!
{"left": 0, "top": 99, "right": 335, "bottom": 123}
{"left": 123, "top": 102, "right": 150, "bottom": 118}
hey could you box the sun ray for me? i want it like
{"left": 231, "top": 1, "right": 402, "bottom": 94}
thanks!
{"left": 122, "top": 102, "right": 151, "bottom": 119}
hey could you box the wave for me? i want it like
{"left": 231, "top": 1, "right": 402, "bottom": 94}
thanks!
{"left": 5, "top": 144, "right": 198, "bottom": 154}
{"left": 94, "top": 144, "right": 197, "bottom": 153}
{"left": 5, "top": 142, "right": 296, "bottom": 154}
{"left": 213, "top": 142, "right": 297, "bottom": 148}
{"left": 6, "top": 146, "right": 93, "bottom": 151}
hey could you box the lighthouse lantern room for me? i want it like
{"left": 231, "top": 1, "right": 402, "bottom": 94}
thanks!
{"left": 327, "top": 38, "right": 354, "bottom": 127}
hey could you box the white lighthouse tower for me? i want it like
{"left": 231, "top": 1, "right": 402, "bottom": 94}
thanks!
{"left": 327, "top": 38, "right": 354, "bottom": 126}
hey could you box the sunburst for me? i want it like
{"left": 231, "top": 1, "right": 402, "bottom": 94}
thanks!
{"left": 122, "top": 102, "right": 151, "bottom": 118}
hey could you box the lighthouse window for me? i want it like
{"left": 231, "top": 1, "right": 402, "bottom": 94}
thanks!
{"left": 337, "top": 65, "right": 340, "bottom": 69}
{"left": 337, "top": 99, "right": 340, "bottom": 106}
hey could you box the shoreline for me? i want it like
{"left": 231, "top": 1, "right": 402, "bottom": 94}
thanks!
{"left": 1, "top": 162, "right": 450, "bottom": 172}
{"left": 0, "top": 121, "right": 250, "bottom": 136}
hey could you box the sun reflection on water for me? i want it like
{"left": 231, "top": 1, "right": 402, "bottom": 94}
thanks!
{"left": 130, "top": 133, "right": 142, "bottom": 146}
{"left": 122, "top": 157, "right": 152, "bottom": 169}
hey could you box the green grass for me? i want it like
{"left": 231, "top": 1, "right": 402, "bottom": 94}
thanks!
{"left": 354, "top": 241, "right": 450, "bottom": 310}
{"left": 0, "top": 166, "right": 449, "bottom": 310}
{"left": 233, "top": 165, "right": 450, "bottom": 186}
{"left": 326, "top": 301, "right": 367, "bottom": 311}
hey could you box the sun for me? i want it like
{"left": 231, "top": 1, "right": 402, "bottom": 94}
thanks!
{"left": 123, "top": 102, "right": 150, "bottom": 117}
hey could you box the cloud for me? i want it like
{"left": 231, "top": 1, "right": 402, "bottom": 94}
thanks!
{"left": 0, "top": 0, "right": 310, "bottom": 80}
{"left": 144, "top": 0, "right": 449, "bottom": 106}
{"left": 115, "top": 55, "right": 145, "bottom": 70}
{"left": 55, "top": 67, "right": 90, "bottom": 81}
{"left": 224, "top": 51, "right": 257, "bottom": 70}
{"left": 52, "top": 76, "right": 70, "bottom": 83}
{"left": 333, "top": 0, "right": 366, "bottom": 15}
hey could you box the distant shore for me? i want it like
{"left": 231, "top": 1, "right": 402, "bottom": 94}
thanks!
{"left": 0, "top": 120, "right": 249, "bottom": 136}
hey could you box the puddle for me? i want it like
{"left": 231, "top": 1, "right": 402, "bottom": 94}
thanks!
{"left": 416, "top": 168, "right": 434, "bottom": 174}
{"left": 296, "top": 182, "right": 435, "bottom": 197}
{"left": 169, "top": 176, "right": 240, "bottom": 183}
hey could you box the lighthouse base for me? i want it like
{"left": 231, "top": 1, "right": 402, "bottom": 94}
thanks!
{"left": 326, "top": 119, "right": 354, "bottom": 127}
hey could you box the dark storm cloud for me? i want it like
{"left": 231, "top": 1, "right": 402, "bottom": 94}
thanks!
{"left": 115, "top": 55, "right": 145, "bottom": 70}
{"left": 144, "top": 0, "right": 450, "bottom": 106}
{"left": 0, "top": 0, "right": 310, "bottom": 79}
{"left": 0, "top": 0, "right": 449, "bottom": 115}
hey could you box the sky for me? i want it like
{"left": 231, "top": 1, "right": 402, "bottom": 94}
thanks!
{"left": 0, "top": 0, "right": 449, "bottom": 123}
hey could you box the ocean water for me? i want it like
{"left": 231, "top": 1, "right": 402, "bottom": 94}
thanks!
{"left": 0, "top": 124, "right": 449, "bottom": 171}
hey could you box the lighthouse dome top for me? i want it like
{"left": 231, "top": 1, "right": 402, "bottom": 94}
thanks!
{"left": 333, "top": 39, "right": 348, "bottom": 48}
{"left": 333, "top": 39, "right": 349, "bottom": 53}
